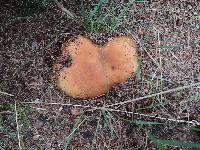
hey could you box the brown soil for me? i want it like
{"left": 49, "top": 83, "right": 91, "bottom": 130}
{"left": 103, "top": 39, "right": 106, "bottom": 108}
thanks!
{"left": 0, "top": 1, "right": 200, "bottom": 150}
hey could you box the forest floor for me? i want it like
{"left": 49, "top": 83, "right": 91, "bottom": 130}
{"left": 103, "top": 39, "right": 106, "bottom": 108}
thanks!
{"left": 0, "top": 1, "right": 200, "bottom": 150}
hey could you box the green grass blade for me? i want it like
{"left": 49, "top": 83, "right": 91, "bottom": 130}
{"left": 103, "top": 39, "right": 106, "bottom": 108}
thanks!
{"left": 64, "top": 116, "right": 82, "bottom": 150}
{"left": 89, "top": 0, "right": 107, "bottom": 18}
{"left": 135, "top": 61, "right": 142, "bottom": 80}
{"left": 102, "top": 111, "right": 116, "bottom": 138}
{"left": 0, "top": 127, "right": 17, "bottom": 140}
{"left": 148, "top": 133, "right": 166, "bottom": 150}
{"left": 102, "top": 111, "right": 109, "bottom": 128}
{"left": 113, "top": 113, "right": 163, "bottom": 127}
{"left": 134, "top": 120, "right": 163, "bottom": 126}
{"left": 159, "top": 139, "right": 200, "bottom": 148}
{"left": 190, "top": 127, "right": 200, "bottom": 132}
{"left": 156, "top": 45, "right": 178, "bottom": 48}
{"left": 137, "top": 100, "right": 170, "bottom": 111}
{"left": 148, "top": 133, "right": 200, "bottom": 149}
{"left": 188, "top": 92, "right": 200, "bottom": 102}
{"left": 135, "top": 0, "right": 149, "bottom": 2}
{"left": 91, "top": 116, "right": 101, "bottom": 149}
{"left": 109, "top": 0, "right": 134, "bottom": 30}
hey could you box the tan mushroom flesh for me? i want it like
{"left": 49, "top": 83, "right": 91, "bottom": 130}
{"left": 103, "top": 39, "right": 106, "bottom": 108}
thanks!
{"left": 53, "top": 36, "right": 138, "bottom": 99}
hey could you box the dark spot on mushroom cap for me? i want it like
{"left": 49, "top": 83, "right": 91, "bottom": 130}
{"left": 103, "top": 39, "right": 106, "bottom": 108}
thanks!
{"left": 111, "top": 65, "right": 115, "bottom": 70}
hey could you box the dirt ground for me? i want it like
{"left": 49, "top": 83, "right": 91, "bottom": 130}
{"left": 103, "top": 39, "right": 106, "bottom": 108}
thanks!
{"left": 0, "top": 1, "right": 200, "bottom": 150}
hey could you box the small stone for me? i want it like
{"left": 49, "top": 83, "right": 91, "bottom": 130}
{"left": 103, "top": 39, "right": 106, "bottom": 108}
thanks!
{"left": 59, "top": 107, "right": 63, "bottom": 112}
{"left": 46, "top": 142, "right": 51, "bottom": 148}
{"left": 32, "top": 41, "right": 38, "bottom": 50}
{"left": 33, "top": 134, "right": 40, "bottom": 140}
{"left": 34, "top": 114, "right": 48, "bottom": 128}
{"left": 71, "top": 108, "right": 81, "bottom": 116}
{"left": 34, "top": 119, "right": 44, "bottom": 128}
{"left": 188, "top": 5, "right": 192, "bottom": 10}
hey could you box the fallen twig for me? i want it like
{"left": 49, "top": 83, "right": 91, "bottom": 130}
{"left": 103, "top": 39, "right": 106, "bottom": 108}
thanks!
{"left": 53, "top": 0, "right": 75, "bottom": 18}
{"left": 0, "top": 91, "right": 14, "bottom": 97}
{"left": 0, "top": 111, "right": 13, "bottom": 114}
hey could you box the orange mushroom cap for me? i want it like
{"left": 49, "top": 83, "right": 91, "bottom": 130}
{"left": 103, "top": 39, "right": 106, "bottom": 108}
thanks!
{"left": 53, "top": 36, "right": 138, "bottom": 99}
{"left": 102, "top": 36, "right": 138, "bottom": 85}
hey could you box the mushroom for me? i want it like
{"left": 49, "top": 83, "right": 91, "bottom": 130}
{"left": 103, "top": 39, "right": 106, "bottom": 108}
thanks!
{"left": 102, "top": 36, "right": 138, "bottom": 85}
{"left": 53, "top": 36, "right": 138, "bottom": 99}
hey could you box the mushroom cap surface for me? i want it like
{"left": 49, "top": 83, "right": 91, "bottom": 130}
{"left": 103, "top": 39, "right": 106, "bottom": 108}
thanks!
{"left": 102, "top": 36, "right": 138, "bottom": 84}
{"left": 53, "top": 36, "right": 138, "bottom": 99}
